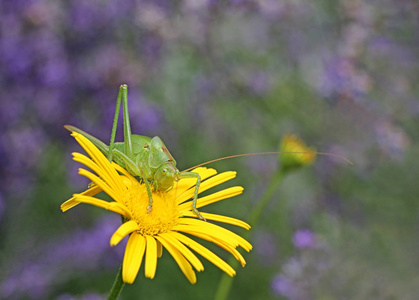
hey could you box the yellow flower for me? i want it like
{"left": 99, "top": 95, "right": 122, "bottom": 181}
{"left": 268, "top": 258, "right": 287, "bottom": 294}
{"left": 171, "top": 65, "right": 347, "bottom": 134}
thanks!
{"left": 279, "top": 134, "right": 316, "bottom": 171}
{"left": 61, "top": 132, "right": 252, "bottom": 284}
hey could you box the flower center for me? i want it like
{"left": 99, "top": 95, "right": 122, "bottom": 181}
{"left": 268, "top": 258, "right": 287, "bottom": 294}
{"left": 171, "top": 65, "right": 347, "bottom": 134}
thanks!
{"left": 125, "top": 180, "right": 179, "bottom": 236}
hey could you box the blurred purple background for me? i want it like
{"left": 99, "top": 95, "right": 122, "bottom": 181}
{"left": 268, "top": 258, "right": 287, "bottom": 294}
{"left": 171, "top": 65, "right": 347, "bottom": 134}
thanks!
{"left": 1, "top": 0, "right": 418, "bottom": 299}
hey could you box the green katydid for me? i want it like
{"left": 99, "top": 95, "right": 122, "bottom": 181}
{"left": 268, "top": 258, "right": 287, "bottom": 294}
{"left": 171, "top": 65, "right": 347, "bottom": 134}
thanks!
{"left": 66, "top": 84, "right": 352, "bottom": 221}
{"left": 65, "top": 84, "right": 208, "bottom": 219}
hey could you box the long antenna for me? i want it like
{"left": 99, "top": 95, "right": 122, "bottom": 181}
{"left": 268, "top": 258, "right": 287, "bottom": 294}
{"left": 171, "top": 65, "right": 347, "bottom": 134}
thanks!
{"left": 180, "top": 151, "right": 353, "bottom": 173}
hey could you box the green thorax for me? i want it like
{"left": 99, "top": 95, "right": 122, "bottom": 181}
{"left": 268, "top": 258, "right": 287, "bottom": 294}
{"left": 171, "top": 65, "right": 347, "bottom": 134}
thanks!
{"left": 113, "top": 135, "right": 176, "bottom": 178}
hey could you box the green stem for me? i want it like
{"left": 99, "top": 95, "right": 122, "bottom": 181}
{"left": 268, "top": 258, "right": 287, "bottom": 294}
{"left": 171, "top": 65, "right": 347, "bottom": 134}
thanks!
{"left": 214, "top": 169, "right": 285, "bottom": 300}
{"left": 108, "top": 264, "right": 125, "bottom": 300}
{"left": 248, "top": 170, "right": 285, "bottom": 227}
{"left": 277, "top": 189, "right": 293, "bottom": 258}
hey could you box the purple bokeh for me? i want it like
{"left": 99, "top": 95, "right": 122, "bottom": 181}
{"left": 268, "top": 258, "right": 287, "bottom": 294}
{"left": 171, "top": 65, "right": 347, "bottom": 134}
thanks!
{"left": 374, "top": 121, "right": 409, "bottom": 160}
{"left": 248, "top": 71, "right": 270, "bottom": 95}
{"left": 0, "top": 192, "right": 4, "bottom": 222}
{"left": 56, "top": 293, "right": 105, "bottom": 300}
{"left": 292, "top": 229, "right": 316, "bottom": 249}
{"left": 271, "top": 274, "right": 299, "bottom": 299}
{"left": 1, "top": 215, "right": 124, "bottom": 299}
{"left": 253, "top": 231, "right": 277, "bottom": 265}
{"left": 321, "top": 57, "right": 371, "bottom": 101}
{"left": 0, "top": 0, "right": 167, "bottom": 202}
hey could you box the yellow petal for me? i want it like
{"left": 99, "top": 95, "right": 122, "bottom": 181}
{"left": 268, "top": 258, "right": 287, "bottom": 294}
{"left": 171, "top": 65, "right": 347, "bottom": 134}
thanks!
{"left": 172, "top": 232, "right": 236, "bottom": 277}
{"left": 177, "top": 218, "right": 252, "bottom": 251}
{"left": 180, "top": 211, "right": 251, "bottom": 230}
{"left": 181, "top": 230, "right": 247, "bottom": 267}
{"left": 112, "top": 162, "right": 137, "bottom": 181}
{"left": 213, "top": 239, "right": 247, "bottom": 267}
{"left": 73, "top": 194, "right": 131, "bottom": 217}
{"left": 196, "top": 171, "right": 237, "bottom": 193}
{"left": 78, "top": 168, "right": 121, "bottom": 203}
{"left": 157, "top": 240, "right": 163, "bottom": 258}
{"left": 61, "top": 185, "right": 101, "bottom": 212}
{"left": 178, "top": 186, "right": 244, "bottom": 211}
{"left": 61, "top": 198, "right": 79, "bottom": 212}
{"left": 110, "top": 220, "right": 139, "bottom": 246}
{"left": 159, "top": 233, "right": 204, "bottom": 272}
{"left": 155, "top": 235, "right": 197, "bottom": 284}
{"left": 170, "top": 168, "right": 217, "bottom": 197}
{"left": 192, "top": 167, "right": 216, "bottom": 176}
{"left": 145, "top": 236, "right": 158, "bottom": 279}
{"left": 123, "top": 233, "right": 146, "bottom": 284}
{"left": 175, "top": 171, "right": 238, "bottom": 205}
{"left": 172, "top": 225, "right": 238, "bottom": 249}
{"left": 120, "top": 176, "right": 132, "bottom": 188}
{"left": 72, "top": 153, "right": 122, "bottom": 194}
{"left": 73, "top": 133, "right": 126, "bottom": 192}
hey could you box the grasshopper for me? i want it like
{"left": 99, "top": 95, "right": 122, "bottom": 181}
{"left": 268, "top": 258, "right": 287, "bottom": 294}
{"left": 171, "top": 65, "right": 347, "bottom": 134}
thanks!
{"left": 65, "top": 84, "right": 206, "bottom": 220}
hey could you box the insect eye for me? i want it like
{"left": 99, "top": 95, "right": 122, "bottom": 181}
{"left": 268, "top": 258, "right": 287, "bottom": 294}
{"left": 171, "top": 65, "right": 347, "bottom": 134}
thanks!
{"left": 162, "top": 168, "right": 167, "bottom": 173}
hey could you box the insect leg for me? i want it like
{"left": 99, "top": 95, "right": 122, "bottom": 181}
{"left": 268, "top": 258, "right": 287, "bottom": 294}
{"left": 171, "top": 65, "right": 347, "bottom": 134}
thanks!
{"left": 121, "top": 84, "right": 133, "bottom": 159}
{"left": 107, "top": 85, "right": 124, "bottom": 162}
{"left": 177, "top": 172, "right": 205, "bottom": 221}
{"left": 138, "top": 162, "right": 154, "bottom": 214}
{"left": 112, "top": 148, "right": 154, "bottom": 213}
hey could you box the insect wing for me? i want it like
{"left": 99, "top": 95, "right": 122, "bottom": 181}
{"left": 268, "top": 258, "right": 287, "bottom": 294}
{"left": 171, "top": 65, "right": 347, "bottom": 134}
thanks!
{"left": 131, "top": 134, "right": 152, "bottom": 154}
{"left": 148, "top": 136, "right": 175, "bottom": 168}
{"left": 64, "top": 125, "right": 110, "bottom": 155}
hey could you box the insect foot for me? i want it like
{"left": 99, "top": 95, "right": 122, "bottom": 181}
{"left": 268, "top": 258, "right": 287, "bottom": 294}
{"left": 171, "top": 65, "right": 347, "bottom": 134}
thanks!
{"left": 193, "top": 208, "right": 207, "bottom": 221}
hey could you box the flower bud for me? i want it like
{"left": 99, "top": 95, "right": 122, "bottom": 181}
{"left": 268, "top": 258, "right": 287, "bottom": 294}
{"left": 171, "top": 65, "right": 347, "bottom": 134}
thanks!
{"left": 279, "top": 134, "right": 316, "bottom": 171}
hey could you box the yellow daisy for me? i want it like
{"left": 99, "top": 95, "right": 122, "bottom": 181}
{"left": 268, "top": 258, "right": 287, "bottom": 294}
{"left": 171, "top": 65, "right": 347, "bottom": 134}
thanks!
{"left": 61, "top": 132, "right": 252, "bottom": 284}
